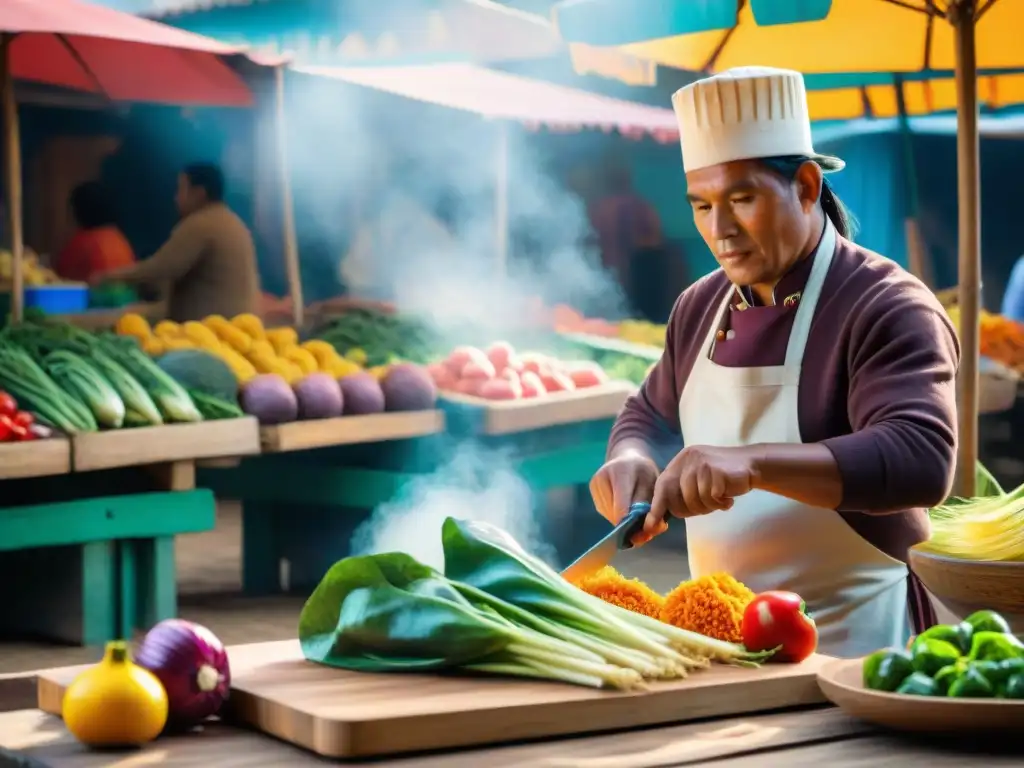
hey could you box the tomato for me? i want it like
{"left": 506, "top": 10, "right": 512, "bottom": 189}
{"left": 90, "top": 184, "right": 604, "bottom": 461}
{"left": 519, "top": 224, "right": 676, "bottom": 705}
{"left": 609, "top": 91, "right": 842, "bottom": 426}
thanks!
{"left": 741, "top": 591, "right": 818, "bottom": 663}
{"left": 8, "top": 422, "right": 28, "bottom": 441}
{"left": 0, "top": 392, "right": 16, "bottom": 417}
{"left": 0, "top": 415, "right": 11, "bottom": 442}
{"left": 13, "top": 411, "right": 33, "bottom": 428}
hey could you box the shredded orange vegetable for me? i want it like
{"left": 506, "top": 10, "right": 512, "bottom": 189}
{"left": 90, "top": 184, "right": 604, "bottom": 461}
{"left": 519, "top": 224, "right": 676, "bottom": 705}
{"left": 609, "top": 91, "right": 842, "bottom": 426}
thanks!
{"left": 570, "top": 566, "right": 665, "bottom": 618}
{"left": 659, "top": 573, "right": 755, "bottom": 643}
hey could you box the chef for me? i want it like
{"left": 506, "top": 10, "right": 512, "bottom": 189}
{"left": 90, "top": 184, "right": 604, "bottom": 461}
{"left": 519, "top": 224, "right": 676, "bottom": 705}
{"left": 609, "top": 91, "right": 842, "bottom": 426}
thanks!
{"left": 590, "top": 67, "right": 959, "bottom": 658}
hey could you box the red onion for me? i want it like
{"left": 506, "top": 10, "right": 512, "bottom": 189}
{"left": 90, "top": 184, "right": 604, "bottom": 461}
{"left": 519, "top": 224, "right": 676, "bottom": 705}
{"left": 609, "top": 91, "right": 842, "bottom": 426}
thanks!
{"left": 134, "top": 619, "right": 230, "bottom": 729}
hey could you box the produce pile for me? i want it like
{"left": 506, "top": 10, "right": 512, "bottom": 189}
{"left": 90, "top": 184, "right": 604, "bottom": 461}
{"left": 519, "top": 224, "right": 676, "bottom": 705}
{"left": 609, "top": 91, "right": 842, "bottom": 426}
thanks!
{"left": 63, "top": 619, "right": 230, "bottom": 748}
{"left": 922, "top": 464, "right": 1024, "bottom": 561}
{"left": 946, "top": 305, "right": 1024, "bottom": 374}
{"left": 311, "top": 308, "right": 440, "bottom": 367}
{"left": 575, "top": 567, "right": 817, "bottom": 664}
{"left": 426, "top": 342, "right": 611, "bottom": 401}
{"left": 115, "top": 313, "right": 368, "bottom": 384}
{"left": 550, "top": 304, "right": 667, "bottom": 348}
{"left": 299, "top": 518, "right": 794, "bottom": 693}
{"left": 0, "top": 390, "right": 49, "bottom": 442}
{"left": 0, "top": 318, "right": 220, "bottom": 433}
{"left": 863, "top": 610, "right": 1024, "bottom": 698}
{"left": 116, "top": 312, "right": 438, "bottom": 426}
{"left": 0, "top": 248, "right": 71, "bottom": 288}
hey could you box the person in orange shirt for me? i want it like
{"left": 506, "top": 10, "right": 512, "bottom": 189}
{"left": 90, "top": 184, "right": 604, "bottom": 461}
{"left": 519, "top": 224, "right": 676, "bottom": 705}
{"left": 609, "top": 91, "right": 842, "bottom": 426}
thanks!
{"left": 54, "top": 181, "right": 136, "bottom": 284}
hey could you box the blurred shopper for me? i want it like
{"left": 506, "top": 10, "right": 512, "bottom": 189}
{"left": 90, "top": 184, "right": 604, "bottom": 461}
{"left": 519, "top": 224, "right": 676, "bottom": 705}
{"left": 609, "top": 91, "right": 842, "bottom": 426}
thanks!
{"left": 588, "top": 166, "right": 667, "bottom": 320}
{"left": 95, "top": 163, "right": 259, "bottom": 322}
{"left": 55, "top": 181, "right": 136, "bottom": 284}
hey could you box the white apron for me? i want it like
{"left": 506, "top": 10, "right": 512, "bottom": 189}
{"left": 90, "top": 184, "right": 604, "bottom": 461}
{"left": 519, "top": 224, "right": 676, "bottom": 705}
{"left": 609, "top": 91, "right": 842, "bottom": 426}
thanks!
{"left": 679, "top": 222, "right": 910, "bottom": 658}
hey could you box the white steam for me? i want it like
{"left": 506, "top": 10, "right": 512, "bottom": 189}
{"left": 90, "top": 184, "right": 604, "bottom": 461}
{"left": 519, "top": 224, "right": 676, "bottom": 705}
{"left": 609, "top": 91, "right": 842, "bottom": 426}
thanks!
{"left": 284, "top": 72, "right": 631, "bottom": 326}
{"left": 350, "top": 443, "right": 557, "bottom": 570}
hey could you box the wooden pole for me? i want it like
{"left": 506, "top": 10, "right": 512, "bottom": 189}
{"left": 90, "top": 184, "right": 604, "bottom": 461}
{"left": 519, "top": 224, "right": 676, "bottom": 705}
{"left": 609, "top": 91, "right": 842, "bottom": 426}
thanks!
{"left": 274, "top": 65, "right": 304, "bottom": 329}
{"left": 1, "top": 34, "right": 23, "bottom": 323}
{"left": 953, "top": 0, "right": 980, "bottom": 497}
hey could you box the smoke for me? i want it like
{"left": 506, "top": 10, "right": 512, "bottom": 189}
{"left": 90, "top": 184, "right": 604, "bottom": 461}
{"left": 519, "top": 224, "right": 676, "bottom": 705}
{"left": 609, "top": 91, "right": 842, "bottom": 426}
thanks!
{"left": 350, "top": 442, "right": 558, "bottom": 570}
{"left": 284, "top": 71, "right": 631, "bottom": 326}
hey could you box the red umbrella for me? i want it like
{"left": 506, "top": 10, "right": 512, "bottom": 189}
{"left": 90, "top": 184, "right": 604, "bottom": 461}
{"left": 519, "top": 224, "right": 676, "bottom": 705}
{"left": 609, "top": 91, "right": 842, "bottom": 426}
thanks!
{"left": 2, "top": 0, "right": 261, "bottom": 106}
{"left": 0, "top": 0, "right": 280, "bottom": 320}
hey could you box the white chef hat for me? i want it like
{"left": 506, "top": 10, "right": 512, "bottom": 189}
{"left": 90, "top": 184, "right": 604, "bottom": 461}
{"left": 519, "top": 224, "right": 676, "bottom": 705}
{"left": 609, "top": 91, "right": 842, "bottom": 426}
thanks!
{"left": 672, "top": 66, "right": 844, "bottom": 174}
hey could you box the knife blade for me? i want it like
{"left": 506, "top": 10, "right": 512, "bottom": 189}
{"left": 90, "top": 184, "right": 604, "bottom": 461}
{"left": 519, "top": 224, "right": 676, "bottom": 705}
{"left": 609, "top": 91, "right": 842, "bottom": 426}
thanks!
{"left": 560, "top": 502, "right": 652, "bottom": 583}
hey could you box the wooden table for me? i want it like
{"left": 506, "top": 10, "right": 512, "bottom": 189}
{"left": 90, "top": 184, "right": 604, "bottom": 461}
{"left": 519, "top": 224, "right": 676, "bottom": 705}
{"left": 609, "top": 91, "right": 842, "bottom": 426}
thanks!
{"left": 1, "top": 705, "right": 1021, "bottom": 766}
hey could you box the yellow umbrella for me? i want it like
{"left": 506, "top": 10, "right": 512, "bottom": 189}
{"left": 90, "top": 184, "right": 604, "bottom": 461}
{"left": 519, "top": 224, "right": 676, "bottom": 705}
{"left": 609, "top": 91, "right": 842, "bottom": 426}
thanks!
{"left": 806, "top": 72, "right": 1024, "bottom": 120}
{"left": 618, "top": 1, "right": 1015, "bottom": 74}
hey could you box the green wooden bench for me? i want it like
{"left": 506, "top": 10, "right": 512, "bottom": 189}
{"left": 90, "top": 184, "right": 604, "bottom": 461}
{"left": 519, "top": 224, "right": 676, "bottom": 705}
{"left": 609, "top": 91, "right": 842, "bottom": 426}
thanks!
{"left": 0, "top": 489, "right": 215, "bottom": 645}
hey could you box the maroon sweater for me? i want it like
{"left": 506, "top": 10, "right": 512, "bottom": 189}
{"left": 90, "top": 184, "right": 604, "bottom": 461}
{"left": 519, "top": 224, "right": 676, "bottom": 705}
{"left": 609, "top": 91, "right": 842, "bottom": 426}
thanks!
{"left": 609, "top": 234, "right": 961, "bottom": 564}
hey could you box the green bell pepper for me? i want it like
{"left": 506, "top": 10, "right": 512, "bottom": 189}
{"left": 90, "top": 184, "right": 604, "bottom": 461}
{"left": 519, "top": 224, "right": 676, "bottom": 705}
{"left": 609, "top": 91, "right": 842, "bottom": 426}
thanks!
{"left": 1003, "top": 673, "right": 1024, "bottom": 699}
{"left": 933, "top": 661, "right": 967, "bottom": 694}
{"left": 910, "top": 636, "right": 962, "bottom": 677}
{"left": 947, "top": 666, "right": 995, "bottom": 698}
{"left": 967, "top": 631, "right": 1024, "bottom": 663}
{"left": 862, "top": 648, "right": 914, "bottom": 692}
{"left": 896, "top": 672, "right": 940, "bottom": 696}
{"left": 963, "top": 609, "right": 1012, "bottom": 635}
{"left": 916, "top": 622, "right": 973, "bottom": 654}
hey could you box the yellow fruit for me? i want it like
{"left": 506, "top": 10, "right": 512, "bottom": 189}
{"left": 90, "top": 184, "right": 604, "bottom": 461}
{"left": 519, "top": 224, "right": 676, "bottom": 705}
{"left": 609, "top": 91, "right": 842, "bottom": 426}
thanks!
{"left": 250, "top": 354, "right": 278, "bottom": 375}
{"left": 203, "top": 315, "right": 232, "bottom": 334}
{"left": 163, "top": 337, "right": 195, "bottom": 351}
{"left": 345, "top": 348, "right": 368, "bottom": 366}
{"left": 232, "top": 313, "right": 266, "bottom": 339}
{"left": 115, "top": 313, "right": 150, "bottom": 339}
{"left": 248, "top": 339, "right": 275, "bottom": 360}
{"left": 218, "top": 348, "right": 258, "bottom": 381}
{"left": 301, "top": 339, "right": 336, "bottom": 357}
{"left": 216, "top": 324, "right": 253, "bottom": 354}
{"left": 182, "top": 321, "right": 220, "bottom": 348}
{"left": 267, "top": 327, "right": 299, "bottom": 348}
{"left": 284, "top": 347, "right": 318, "bottom": 376}
{"left": 330, "top": 358, "right": 362, "bottom": 378}
{"left": 368, "top": 364, "right": 390, "bottom": 381}
{"left": 63, "top": 641, "right": 168, "bottom": 747}
{"left": 153, "top": 320, "right": 180, "bottom": 339}
{"left": 141, "top": 337, "right": 166, "bottom": 357}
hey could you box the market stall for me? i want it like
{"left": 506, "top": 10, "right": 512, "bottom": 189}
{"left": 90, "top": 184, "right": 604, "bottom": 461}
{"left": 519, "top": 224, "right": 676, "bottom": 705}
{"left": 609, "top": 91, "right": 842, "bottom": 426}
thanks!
{"left": 0, "top": 0, "right": 284, "bottom": 646}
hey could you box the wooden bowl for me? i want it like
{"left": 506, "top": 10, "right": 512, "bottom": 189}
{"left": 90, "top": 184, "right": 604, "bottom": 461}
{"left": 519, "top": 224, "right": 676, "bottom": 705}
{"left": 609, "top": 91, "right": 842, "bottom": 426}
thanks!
{"left": 817, "top": 658, "right": 1024, "bottom": 733}
{"left": 909, "top": 548, "right": 1024, "bottom": 632}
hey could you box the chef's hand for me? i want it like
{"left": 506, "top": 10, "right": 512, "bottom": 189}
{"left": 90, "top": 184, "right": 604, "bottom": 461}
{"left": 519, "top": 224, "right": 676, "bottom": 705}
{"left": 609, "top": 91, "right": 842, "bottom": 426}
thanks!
{"left": 640, "top": 445, "right": 760, "bottom": 544}
{"left": 590, "top": 451, "right": 659, "bottom": 529}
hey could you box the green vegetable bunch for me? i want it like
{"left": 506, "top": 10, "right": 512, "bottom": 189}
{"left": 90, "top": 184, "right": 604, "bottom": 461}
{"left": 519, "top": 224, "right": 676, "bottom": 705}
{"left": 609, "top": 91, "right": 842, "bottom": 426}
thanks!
{"left": 299, "top": 518, "right": 772, "bottom": 691}
{"left": 863, "top": 609, "right": 1024, "bottom": 699}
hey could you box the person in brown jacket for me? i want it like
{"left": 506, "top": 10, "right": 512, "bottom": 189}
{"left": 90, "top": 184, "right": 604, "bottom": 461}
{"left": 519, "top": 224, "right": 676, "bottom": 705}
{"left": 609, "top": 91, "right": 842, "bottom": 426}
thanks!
{"left": 94, "top": 163, "right": 259, "bottom": 322}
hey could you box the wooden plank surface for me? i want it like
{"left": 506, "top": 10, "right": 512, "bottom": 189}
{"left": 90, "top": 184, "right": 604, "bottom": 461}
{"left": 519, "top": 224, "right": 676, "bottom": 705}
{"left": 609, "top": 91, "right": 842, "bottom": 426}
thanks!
{"left": 0, "top": 438, "right": 71, "bottom": 480}
{"left": 260, "top": 410, "right": 444, "bottom": 452}
{"left": 38, "top": 641, "right": 830, "bottom": 759}
{"left": 72, "top": 417, "right": 260, "bottom": 471}
{"left": 7, "top": 705, "right": 1022, "bottom": 767}
{"left": 441, "top": 380, "right": 635, "bottom": 435}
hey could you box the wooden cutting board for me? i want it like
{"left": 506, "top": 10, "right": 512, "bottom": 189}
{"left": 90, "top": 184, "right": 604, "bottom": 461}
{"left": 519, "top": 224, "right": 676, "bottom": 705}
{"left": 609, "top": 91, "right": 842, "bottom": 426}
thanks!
{"left": 37, "top": 640, "right": 831, "bottom": 759}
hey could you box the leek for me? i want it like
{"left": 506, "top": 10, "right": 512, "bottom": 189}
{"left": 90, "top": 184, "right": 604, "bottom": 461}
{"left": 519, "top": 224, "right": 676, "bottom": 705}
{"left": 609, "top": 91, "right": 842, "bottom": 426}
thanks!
{"left": 42, "top": 350, "right": 125, "bottom": 429}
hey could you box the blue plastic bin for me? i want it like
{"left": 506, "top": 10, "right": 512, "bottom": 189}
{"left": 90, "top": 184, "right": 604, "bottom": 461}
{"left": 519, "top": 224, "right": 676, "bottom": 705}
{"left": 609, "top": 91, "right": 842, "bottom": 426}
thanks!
{"left": 23, "top": 285, "right": 89, "bottom": 314}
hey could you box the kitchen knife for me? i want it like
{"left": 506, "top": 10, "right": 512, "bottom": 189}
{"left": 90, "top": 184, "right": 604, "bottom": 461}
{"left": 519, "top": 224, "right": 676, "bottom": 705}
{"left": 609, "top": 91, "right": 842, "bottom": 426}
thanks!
{"left": 560, "top": 501, "right": 652, "bottom": 583}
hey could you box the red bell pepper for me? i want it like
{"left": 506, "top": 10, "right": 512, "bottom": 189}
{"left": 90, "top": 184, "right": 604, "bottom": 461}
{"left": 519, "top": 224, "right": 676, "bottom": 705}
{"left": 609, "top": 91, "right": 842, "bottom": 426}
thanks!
{"left": 0, "top": 392, "right": 16, "bottom": 418}
{"left": 741, "top": 591, "right": 818, "bottom": 663}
